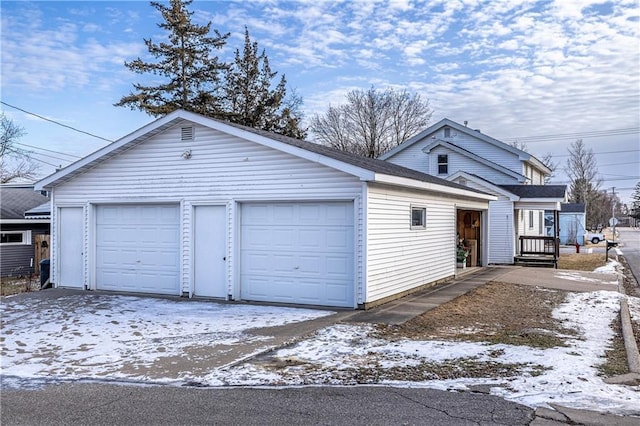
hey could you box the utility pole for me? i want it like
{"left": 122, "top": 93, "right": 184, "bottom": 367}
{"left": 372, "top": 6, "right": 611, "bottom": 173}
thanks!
{"left": 611, "top": 187, "right": 616, "bottom": 242}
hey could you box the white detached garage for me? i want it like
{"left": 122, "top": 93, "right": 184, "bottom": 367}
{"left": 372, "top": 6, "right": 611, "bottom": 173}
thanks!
{"left": 36, "top": 110, "right": 494, "bottom": 309}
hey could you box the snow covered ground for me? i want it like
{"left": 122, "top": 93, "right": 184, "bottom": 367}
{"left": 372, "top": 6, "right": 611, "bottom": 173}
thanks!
{"left": 1, "top": 263, "right": 639, "bottom": 415}
{"left": 221, "top": 290, "right": 640, "bottom": 415}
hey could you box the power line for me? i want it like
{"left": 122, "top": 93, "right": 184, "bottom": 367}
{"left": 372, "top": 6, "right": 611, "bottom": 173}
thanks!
{"left": 14, "top": 142, "right": 82, "bottom": 159}
{"left": 506, "top": 127, "right": 640, "bottom": 143}
{"left": 597, "top": 162, "right": 640, "bottom": 167}
{"left": 4, "top": 146, "right": 60, "bottom": 168}
{"left": 547, "top": 149, "right": 640, "bottom": 158}
{"left": 1, "top": 101, "right": 114, "bottom": 143}
{"left": 28, "top": 151, "right": 75, "bottom": 163}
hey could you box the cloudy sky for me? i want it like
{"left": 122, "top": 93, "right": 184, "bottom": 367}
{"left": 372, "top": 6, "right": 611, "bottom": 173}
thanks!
{"left": 1, "top": 0, "right": 638, "bottom": 204}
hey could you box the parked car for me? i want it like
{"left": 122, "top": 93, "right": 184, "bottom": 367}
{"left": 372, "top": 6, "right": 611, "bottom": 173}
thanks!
{"left": 585, "top": 231, "right": 606, "bottom": 244}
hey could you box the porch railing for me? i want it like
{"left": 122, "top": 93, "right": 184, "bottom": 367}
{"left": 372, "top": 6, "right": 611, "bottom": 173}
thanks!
{"left": 516, "top": 236, "right": 559, "bottom": 268}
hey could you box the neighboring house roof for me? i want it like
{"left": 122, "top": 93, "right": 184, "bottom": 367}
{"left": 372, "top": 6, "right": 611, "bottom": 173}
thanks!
{"left": 0, "top": 185, "right": 50, "bottom": 220}
{"left": 561, "top": 203, "right": 586, "bottom": 213}
{"left": 422, "top": 139, "right": 527, "bottom": 182}
{"left": 448, "top": 172, "right": 567, "bottom": 204}
{"left": 379, "top": 118, "right": 551, "bottom": 175}
{"left": 24, "top": 202, "right": 51, "bottom": 219}
{"left": 498, "top": 185, "right": 567, "bottom": 199}
{"left": 36, "top": 110, "right": 495, "bottom": 201}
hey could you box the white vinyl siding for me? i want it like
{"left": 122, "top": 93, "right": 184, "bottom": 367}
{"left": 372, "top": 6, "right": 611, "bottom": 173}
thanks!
{"left": 487, "top": 198, "right": 515, "bottom": 264}
{"left": 385, "top": 131, "right": 522, "bottom": 180}
{"left": 51, "top": 123, "right": 362, "bottom": 295}
{"left": 523, "top": 163, "right": 545, "bottom": 184}
{"left": 366, "top": 184, "right": 456, "bottom": 303}
{"left": 520, "top": 209, "right": 544, "bottom": 237}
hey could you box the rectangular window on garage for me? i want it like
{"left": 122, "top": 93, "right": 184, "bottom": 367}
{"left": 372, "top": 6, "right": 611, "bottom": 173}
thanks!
{"left": 437, "top": 154, "right": 448, "bottom": 174}
{"left": 1, "top": 230, "right": 31, "bottom": 245}
{"left": 411, "top": 206, "right": 427, "bottom": 229}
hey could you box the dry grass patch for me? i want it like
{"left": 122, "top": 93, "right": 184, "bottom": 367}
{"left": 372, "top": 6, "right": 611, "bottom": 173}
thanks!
{"left": 0, "top": 276, "right": 40, "bottom": 296}
{"left": 557, "top": 253, "right": 607, "bottom": 271}
{"left": 599, "top": 317, "right": 628, "bottom": 377}
{"left": 376, "top": 282, "right": 577, "bottom": 348}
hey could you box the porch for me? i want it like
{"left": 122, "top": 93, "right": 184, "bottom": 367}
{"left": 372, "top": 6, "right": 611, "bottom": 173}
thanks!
{"left": 514, "top": 235, "right": 559, "bottom": 268}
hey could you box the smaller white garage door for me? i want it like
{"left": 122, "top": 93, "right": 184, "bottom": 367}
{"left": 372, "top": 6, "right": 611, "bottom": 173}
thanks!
{"left": 241, "top": 202, "right": 354, "bottom": 307}
{"left": 96, "top": 205, "right": 180, "bottom": 295}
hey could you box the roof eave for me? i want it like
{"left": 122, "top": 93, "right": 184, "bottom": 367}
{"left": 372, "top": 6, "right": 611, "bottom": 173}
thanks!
{"left": 0, "top": 219, "right": 51, "bottom": 224}
{"left": 373, "top": 173, "right": 497, "bottom": 201}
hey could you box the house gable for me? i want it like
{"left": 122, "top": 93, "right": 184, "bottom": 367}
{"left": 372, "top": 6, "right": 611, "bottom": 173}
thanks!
{"left": 50, "top": 122, "right": 364, "bottom": 202}
{"left": 379, "top": 118, "right": 551, "bottom": 181}
{"left": 423, "top": 140, "right": 526, "bottom": 183}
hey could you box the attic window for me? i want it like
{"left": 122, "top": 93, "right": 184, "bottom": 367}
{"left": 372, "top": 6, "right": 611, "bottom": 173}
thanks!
{"left": 458, "top": 178, "right": 467, "bottom": 186}
{"left": 437, "top": 154, "right": 448, "bottom": 174}
{"left": 444, "top": 127, "right": 451, "bottom": 138}
{"left": 181, "top": 126, "right": 194, "bottom": 141}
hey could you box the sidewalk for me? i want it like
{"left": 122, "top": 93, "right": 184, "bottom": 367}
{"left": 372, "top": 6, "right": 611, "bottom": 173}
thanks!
{"left": 348, "top": 266, "right": 512, "bottom": 324}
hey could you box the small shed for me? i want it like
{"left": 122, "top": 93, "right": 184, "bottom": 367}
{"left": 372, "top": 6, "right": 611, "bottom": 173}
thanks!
{"left": 559, "top": 203, "right": 586, "bottom": 245}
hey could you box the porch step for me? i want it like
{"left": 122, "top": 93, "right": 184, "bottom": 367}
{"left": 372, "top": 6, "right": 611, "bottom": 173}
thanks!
{"left": 514, "top": 256, "right": 557, "bottom": 268}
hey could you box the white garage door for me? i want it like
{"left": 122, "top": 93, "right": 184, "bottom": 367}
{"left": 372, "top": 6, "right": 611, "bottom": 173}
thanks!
{"left": 241, "top": 202, "right": 354, "bottom": 307}
{"left": 96, "top": 205, "right": 180, "bottom": 295}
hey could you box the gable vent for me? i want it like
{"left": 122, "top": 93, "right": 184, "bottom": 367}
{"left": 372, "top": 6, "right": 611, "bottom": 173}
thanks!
{"left": 181, "top": 126, "right": 194, "bottom": 141}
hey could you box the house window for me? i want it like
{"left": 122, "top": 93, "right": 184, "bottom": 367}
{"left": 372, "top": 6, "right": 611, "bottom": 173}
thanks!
{"left": 539, "top": 211, "right": 543, "bottom": 234}
{"left": 437, "top": 154, "right": 448, "bottom": 174}
{"left": 1, "top": 230, "right": 31, "bottom": 245}
{"left": 444, "top": 127, "right": 451, "bottom": 138}
{"left": 411, "top": 206, "right": 427, "bottom": 229}
{"left": 528, "top": 210, "right": 534, "bottom": 229}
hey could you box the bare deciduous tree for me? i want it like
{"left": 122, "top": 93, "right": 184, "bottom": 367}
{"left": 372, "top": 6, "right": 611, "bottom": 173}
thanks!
{"left": 541, "top": 152, "right": 557, "bottom": 184}
{"left": 565, "top": 139, "right": 602, "bottom": 227}
{"left": 1, "top": 113, "right": 39, "bottom": 183}
{"left": 311, "top": 87, "right": 432, "bottom": 158}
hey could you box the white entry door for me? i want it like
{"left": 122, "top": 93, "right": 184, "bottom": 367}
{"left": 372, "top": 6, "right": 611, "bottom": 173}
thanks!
{"left": 96, "top": 204, "right": 180, "bottom": 295}
{"left": 193, "top": 205, "right": 227, "bottom": 298}
{"left": 58, "top": 207, "right": 84, "bottom": 288}
{"left": 241, "top": 202, "right": 354, "bottom": 308}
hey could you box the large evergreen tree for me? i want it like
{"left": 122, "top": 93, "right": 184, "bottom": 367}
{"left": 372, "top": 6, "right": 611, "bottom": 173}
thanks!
{"left": 223, "top": 27, "right": 305, "bottom": 138}
{"left": 115, "top": 0, "right": 229, "bottom": 116}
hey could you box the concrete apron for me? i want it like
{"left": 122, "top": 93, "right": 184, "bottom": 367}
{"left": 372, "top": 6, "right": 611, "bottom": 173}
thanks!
{"left": 495, "top": 267, "right": 619, "bottom": 292}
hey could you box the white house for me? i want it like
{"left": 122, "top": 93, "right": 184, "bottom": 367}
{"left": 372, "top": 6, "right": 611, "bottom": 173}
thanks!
{"left": 36, "top": 110, "right": 495, "bottom": 309}
{"left": 379, "top": 119, "right": 567, "bottom": 265}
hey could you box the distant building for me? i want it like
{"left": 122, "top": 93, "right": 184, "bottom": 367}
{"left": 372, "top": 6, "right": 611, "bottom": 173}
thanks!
{"left": 0, "top": 184, "right": 51, "bottom": 277}
{"left": 559, "top": 203, "right": 586, "bottom": 245}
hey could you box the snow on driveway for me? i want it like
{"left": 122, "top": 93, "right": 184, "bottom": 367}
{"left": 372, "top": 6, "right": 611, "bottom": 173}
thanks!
{"left": 0, "top": 293, "right": 333, "bottom": 386}
{"left": 2, "top": 285, "right": 639, "bottom": 416}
